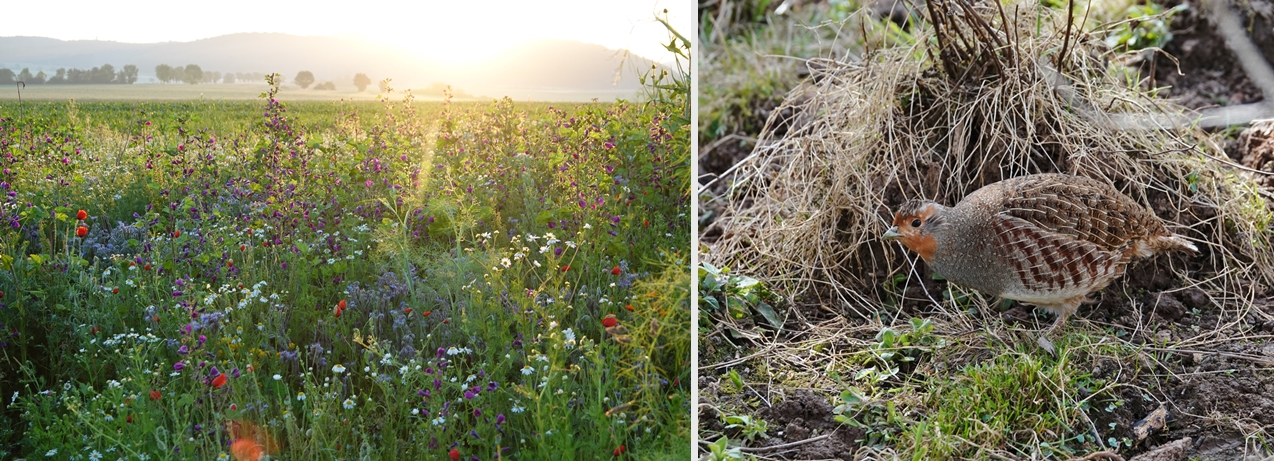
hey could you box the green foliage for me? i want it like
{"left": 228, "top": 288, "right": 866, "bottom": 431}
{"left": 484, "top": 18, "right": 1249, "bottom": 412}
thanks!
{"left": 698, "top": 263, "right": 782, "bottom": 329}
{"left": 703, "top": 436, "right": 746, "bottom": 460}
{"left": 723, "top": 414, "right": 768, "bottom": 441}
{"left": 902, "top": 351, "right": 1085, "bottom": 459}
{"left": 1105, "top": 2, "right": 1187, "bottom": 52}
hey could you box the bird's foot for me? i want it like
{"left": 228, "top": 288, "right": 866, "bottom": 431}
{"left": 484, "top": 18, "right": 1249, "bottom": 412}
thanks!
{"left": 1037, "top": 335, "right": 1057, "bottom": 356}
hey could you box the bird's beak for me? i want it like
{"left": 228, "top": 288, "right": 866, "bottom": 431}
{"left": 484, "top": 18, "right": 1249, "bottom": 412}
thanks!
{"left": 882, "top": 226, "right": 902, "bottom": 241}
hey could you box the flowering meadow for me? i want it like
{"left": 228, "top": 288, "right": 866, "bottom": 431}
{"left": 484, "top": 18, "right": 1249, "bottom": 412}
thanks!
{"left": 0, "top": 50, "right": 690, "bottom": 460}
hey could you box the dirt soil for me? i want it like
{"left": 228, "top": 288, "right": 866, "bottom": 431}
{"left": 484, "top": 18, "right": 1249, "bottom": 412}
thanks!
{"left": 699, "top": 1, "right": 1274, "bottom": 458}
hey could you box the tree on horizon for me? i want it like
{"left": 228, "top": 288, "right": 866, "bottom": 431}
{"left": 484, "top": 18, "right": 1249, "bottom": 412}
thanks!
{"left": 294, "top": 71, "right": 315, "bottom": 89}
{"left": 183, "top": 64, "right": 203, "bottom": 85}
{"left": 118, "top": 65, "right": 138, "bottom": 84}
{"left": 353, "top": 73, "right": 371, "bottom": 92}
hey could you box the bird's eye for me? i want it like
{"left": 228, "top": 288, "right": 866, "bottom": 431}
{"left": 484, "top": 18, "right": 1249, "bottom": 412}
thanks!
{"left": 911, "top": 218, "right": 922, "bottom": 228}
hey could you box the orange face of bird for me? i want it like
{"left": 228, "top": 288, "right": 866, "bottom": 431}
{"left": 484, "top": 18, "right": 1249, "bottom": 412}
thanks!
{"left": 882, "top": 201, "right": 941, "bottom": 262}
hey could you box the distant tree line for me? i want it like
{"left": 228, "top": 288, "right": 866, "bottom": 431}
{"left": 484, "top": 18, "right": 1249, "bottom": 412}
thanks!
{"left": 0, "top": 64, "right": 138, "bottom": 85}
{"left": 153, "top": 65, "right": 282, "bottom": 85}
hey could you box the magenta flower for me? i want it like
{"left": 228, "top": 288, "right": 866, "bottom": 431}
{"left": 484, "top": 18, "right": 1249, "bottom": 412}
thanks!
{"left": 173, "top": 362, "right": 185, "bottom": 371}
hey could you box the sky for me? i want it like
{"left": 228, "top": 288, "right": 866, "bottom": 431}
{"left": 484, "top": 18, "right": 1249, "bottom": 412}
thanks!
{"left": 6, "top": 1, "right": 691, "bottom": 64}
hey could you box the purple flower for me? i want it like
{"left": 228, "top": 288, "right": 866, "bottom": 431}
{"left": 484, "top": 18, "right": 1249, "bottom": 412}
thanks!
{"left": 554, "top": 247, "right": 563, "bottom": 257}
{"left": 231, "top": 367, "right": 240, "bottom": 378}
{"left": 487, "top": 381, "right": 498, "bottom": 391}
{"left": 178, "top": 345, "right": 189, "bottom": 355}
{"left": 473, "top": 408, "right": 481, "bottom": 417}
{"left": 173, "top": 362, "right": 185, "bottom": 371}
{"left": 434, "top": 379, "right": 442, "bottom": 390}
{"left": 436, "top": 347, "right": 445, "bottom": 359}
{"left": 496, "top": 414, "right": 505, "bottom": 424}
{"left": 604, "top": 142, "right": 615, "bottom": 150}
{"left": 464, "top": 390, "right": 476, "bottom": 399}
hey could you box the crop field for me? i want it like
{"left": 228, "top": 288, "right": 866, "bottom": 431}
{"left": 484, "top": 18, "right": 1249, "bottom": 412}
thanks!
{"left": 0, "top": 68, "right": 690, "bottom": 459}
{"left": 0, "top": 84, "right": 639, "bottom": 104}
{"left": 0, "top": 84, "right": 391, "bottom": 102}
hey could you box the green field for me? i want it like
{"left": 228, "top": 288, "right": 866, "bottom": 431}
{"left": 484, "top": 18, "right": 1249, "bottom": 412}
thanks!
{"left": 1, "top": 83, "right": 432, "bottom": 102}
{"left": 0, "top": 83, "right": 640, "bottom": 103}
{"left": 0, "top": 64, "right": 690, "bottom": 460}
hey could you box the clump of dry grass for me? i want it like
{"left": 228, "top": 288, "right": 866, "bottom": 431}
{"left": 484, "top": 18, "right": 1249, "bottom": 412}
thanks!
{"left": 702, "top": 0, "right": 1274, "bottom": 327}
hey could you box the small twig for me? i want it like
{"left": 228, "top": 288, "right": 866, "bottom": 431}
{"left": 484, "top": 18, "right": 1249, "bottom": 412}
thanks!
{"left": 1065, "top": 450, "right": 1125, "bottom": 461}
{"left": 1137, "top": 345, "right": 1274, "bottom": 366}
{"left": 1207, "top": 0, "right": 1274, "bottom": 102}
{"left": 15, "top": 81, "right": 24, "bottom": 103}
{"left": 1078, "top": 407, "right": 1107, "bottom": 450}
{"left": 1057, "top": 0, "right": 1075, "bottom": 75}
{"left": 740, "top": 433, "right": 832, "bottom": 453}
{"left": 703, "top": 344, "right": 779, "bottom": 370}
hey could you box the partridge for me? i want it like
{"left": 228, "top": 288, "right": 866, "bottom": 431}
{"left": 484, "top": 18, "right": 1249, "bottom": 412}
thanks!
{"left": 882, "top": 173, "right": 1197, "bottom": 352}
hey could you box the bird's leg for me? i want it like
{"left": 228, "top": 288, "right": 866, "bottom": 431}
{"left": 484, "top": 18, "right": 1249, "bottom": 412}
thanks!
{"left": 1036, "top": 300, "right": 1079, "bottom": 356}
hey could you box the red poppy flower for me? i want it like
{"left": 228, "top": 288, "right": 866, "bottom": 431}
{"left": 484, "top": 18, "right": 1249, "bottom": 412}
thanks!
{"left": 211, "top": 373, "right": 227, "bottom": 389}
{"left": 240, "top": 245, "right": 246, "bottom": 251}
{"left": 173, "top": 230, "right": 181, "bottom": 238}
{"left": 624, "top": 304, "right": 634, "bottom": 312}
{"left": 227, "top": 261, "right": 234, "bottom": 268}
{"left": 611, "top": 266, "right": 621, "bottom": 275}
{"left": 112, "top": 287, "right": 119, "bottom": 294}
{"left": 643, "top": 219, "right": 649, "bottom": 227}
{"left": 449, "top": 449, "right": 460, "bottom": 461}
{"left": 76, "top": 209, "right": 87, "bottom": 220}
{"left": 338, "top": 299, "right": 347, "bottom": 310}
{"left": 614, "top": 445, "right": 626, "bottom": 456}
{"left": 333, "top": 306, "right": 342, "bottom": 317}
{"left": 143, "top": 264, "right": 152, "bottom": 271}
{"left": 602, "top": 316, "right": 618, "bottom": 328}
{"left": 76, "top": 226, "right": 88, "bottom": 237}
{"left": 561, "top": 265, "right": 570, "bottom": 272}
{"left": 126, "top": 414, "right": 134, "bottom": 424}
{"left": 227, "top": 419, "right": 278, "bottom": 461}
{"left": 422, "top": 311, "right": 432, "bottom": 317}
{"left": 90, "top": 326, "right": 101, "bottom": 335}
{"left": 404, "top": 308, "right": 412, "bottom": 314}
{"left": 150, "top": 390, "right": 162, "bottom": 401}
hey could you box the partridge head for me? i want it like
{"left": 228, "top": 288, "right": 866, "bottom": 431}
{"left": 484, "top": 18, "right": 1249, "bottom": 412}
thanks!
{"left": 882, "top": 174, "right": 1197, "bottom": 352}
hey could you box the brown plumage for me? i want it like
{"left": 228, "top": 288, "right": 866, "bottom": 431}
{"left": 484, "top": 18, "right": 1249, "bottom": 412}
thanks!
{"left": 882, "top": 174, "right": 1197, "bottom": 351}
